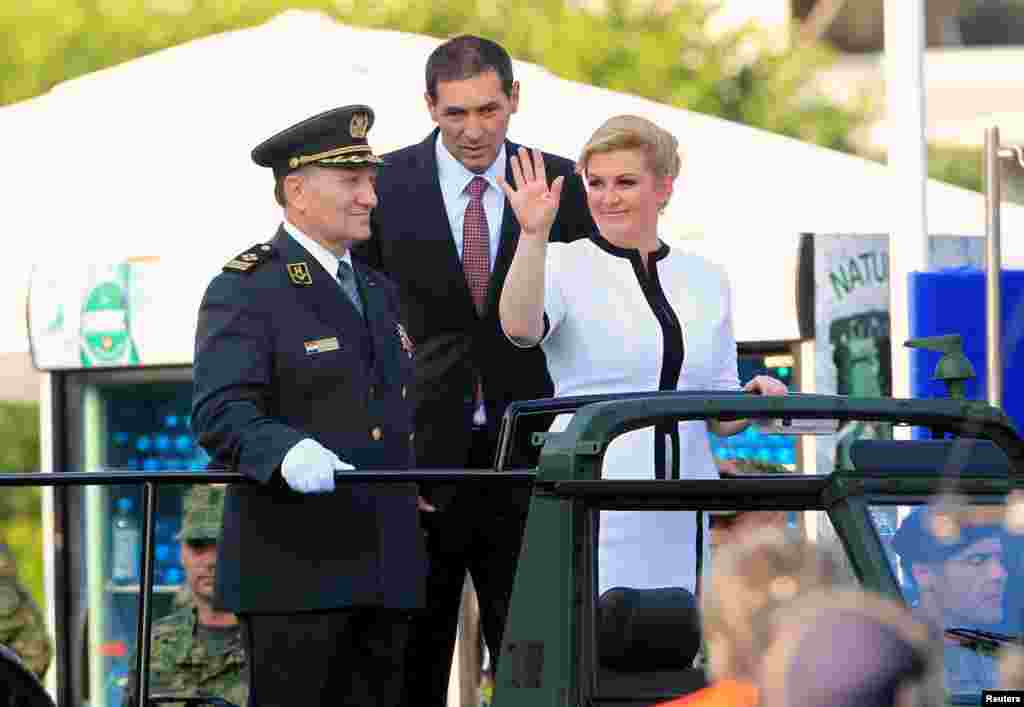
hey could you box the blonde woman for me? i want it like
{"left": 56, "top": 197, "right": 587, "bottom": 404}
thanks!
{"left": 648, "top": 530, "right": 842, "bottom": 707}
{"left": 499, "top": 115, "right": 786, "bottom": 592}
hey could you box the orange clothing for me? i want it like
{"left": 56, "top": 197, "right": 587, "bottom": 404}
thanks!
{"left": 657, "top": 678, "right": 759, "bottom": 707}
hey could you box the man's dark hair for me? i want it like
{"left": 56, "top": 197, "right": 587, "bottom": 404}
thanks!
{"left": 274, "top": 165, "right": 317, "bottom": 208}
{"left": 274, "top": 176, "right": 287, "bottom": 208}
{"left": 425, "top": 35, "right": 515, "bottom": 101}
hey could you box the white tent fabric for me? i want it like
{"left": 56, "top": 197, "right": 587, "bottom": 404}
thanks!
{"left": 4, "top": 9, "right": 1024, "bottom": 354}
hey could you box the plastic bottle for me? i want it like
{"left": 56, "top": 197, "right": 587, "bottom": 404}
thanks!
{"left": 107, "top": 658, "right": 130, "bottom": 707}
{"left": 164, "top": 566, "right": 184, "bottom": 586}
{"left": 111, "top": 498, "right": 141, "bottom": 585}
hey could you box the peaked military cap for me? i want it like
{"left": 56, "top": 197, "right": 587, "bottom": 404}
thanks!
{"left": 251, "top": 104, "right": 385, "bottom": 177}
{"left": 177, "top": 484, "right": 226, "bottom": 542}
{"left": 890, "top": 505, "right": 1005, "bottom": 564}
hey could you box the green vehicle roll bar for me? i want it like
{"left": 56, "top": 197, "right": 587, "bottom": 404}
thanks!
{"left": 0, "top": 389, "right": 1020, "bottom": 706}
{"left": 492, "top": 391, "right": 1023, "bottom": 707}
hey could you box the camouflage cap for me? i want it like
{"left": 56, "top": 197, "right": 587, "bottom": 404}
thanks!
{"left": 176, "top": 485, "right": 225, "bottom": 542}
{"left": 890, "top": 505, "right": 1005, "bottom": 565}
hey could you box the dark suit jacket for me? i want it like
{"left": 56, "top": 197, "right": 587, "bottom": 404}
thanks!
{"left": 192, "top": 227, "right": 426, "bottom": 613}
{"left": 353, "top": 130, "right": 594, "bottom": 473}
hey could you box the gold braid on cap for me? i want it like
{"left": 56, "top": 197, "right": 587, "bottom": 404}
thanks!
{"left": 288, "top": 144, "right": 374, "bottom": 169}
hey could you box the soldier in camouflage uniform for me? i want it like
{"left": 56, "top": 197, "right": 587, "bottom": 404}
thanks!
{"left": 0, "top": 542, "right": 52, "bottom": 680}
{"left": 123, "top": 485, "right": 247, "bottom": 707}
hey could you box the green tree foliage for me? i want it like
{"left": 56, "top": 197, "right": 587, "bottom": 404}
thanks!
{"left": 0, "top": 0, "right": 863, "bottom": 152}
{"left": 928, "top": 144, "right": 983, "bottom": 194}
{"left": 0, "top": 0, "right": 997, "bottom": 191}
{"left": 0, "top": 401, "right": 39, "bottom": 474}
{"left": 0, "top": 401, "right": 43, "bottom": 609}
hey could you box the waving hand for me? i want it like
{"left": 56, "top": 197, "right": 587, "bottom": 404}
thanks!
{"left": 497, "top": 147, "right": 564, "bottom": 241}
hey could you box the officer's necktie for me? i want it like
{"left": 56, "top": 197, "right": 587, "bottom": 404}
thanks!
{"left": 337, "top": 260, "right": 364, "bottom": 318}
{"left": 462, "top": 176, "right": 490, "bottom": 314}
{"left": 462, "top": 176, "right": 490, "bottom": 427}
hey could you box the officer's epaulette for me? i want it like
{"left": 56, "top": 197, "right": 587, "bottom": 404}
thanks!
{"left": 223, "top": 243, "right": 275, "bottom": 274}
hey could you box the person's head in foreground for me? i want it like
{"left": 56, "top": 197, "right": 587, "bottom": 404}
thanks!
{"left": 709, "top": 458, "right": 792, "bottom": 550}
{"left": 700, "top": 529, "right": 843, "bottom": 685}
{"left": 760, "top": 589, "right": 944, "bottom": 707}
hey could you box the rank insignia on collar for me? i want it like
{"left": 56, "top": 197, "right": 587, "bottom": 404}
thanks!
{"left": 287, "top": 262, "right": 313, "bottom": 286}
{"left": 396, "top": 322, "right": 414, "bottom": 358}
{"left": 223, "top": 243, "right": 274, "bottom": 274}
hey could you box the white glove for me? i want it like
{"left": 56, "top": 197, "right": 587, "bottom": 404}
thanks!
{"left": 280, "top": 438, "right": 354, "bottom": 494}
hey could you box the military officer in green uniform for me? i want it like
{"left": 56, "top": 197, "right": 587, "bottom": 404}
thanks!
{"left": 0, "top": 543, "right": 52, "bottom": 680}
{"left": 123, "top": 485, "right": 247, "bottom": 707}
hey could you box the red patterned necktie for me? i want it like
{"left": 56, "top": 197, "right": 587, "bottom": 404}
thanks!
{"left": 463, "top": 175, "right": 490, "bottom": 427}
{"left": 463, "top": 176, "right": 490, "bottom": 314}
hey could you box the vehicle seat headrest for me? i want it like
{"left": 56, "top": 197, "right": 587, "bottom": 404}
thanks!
{"left": 598, "top": 586, "right": 701, "bottom": 672}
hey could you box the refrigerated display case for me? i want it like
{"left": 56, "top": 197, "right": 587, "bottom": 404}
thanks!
{"left": 56, "top": 370, "right": 207, "bottom": 707}
{"left": 29, "top": 257, "right": 213, "bottom": 706}
{"left": 707, "top": 351, "right": 799, "bottom": 468}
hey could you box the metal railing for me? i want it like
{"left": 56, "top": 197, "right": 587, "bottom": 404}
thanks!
{"left": 6, "top": 391, "right": 1023, "bottom": 705}
{"left": 0, "top": 469, "right": 534, "bottom": 707}
{"left": 983, "top": 126, "right": 1024, "bottom": 408}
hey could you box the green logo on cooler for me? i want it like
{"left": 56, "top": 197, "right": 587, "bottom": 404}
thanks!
{"left": 80, "top": 279, "right": 138, "bottom": 366}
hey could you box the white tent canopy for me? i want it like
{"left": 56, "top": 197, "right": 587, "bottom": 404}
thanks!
{"left": 5, "top": 9, "right": 1024, "bottom": 354}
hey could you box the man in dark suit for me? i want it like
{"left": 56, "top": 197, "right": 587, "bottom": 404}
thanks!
{"left": 192, "top": 105, "right": 426, "bottom": 707}
{"left": 353, "top": 36, "right": 595, "bottom": 706}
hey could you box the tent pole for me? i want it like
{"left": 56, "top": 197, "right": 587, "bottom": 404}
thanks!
{"left": 985, "top": 127, "right": 1004, "bottom": 407}
{"left": 884, "top": 0, "right": 929, "bottom": 408}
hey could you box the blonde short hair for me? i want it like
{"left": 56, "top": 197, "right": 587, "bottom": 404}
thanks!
{"left": 700, "top": 529, "right": 843, "bottom": 682}
{"left": 577, "top": 114, "right": 682, "bottom": 182}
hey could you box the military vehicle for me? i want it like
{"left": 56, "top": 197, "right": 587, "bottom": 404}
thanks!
{"left": 491, "top": 389, "right": 1023, "bottom": 707}
{"left": 1, "top": 342, "right": 1021, "bottom": 706}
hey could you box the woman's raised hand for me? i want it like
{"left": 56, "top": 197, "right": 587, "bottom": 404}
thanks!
{"left": 497, "top": 146, "right": 564, "bottom": 241}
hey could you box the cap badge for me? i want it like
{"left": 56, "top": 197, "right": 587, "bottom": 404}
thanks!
{"left": 287, "top": 262, "right": 313, "bottom": 286}
{"left": 350, "top": 112, "right": 369, "bottom": 139}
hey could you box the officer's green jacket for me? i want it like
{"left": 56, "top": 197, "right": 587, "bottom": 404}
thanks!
{"left": 0, "top": 543, "right": 52, "bottom": 679}
{"left": 122, "top": 606, "right": 248, "bottom": 707}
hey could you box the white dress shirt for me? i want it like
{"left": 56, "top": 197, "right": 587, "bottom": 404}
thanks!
{"left": 435, "top": 137, "right": 506, "bottom": 271}
{"left": 282, "top": 219, "right": 354, "bottom": 285}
